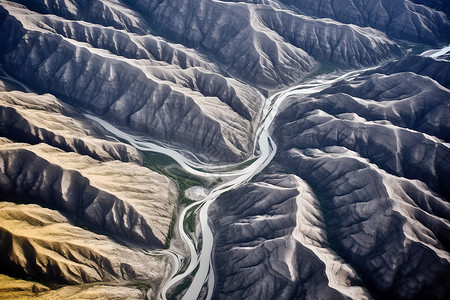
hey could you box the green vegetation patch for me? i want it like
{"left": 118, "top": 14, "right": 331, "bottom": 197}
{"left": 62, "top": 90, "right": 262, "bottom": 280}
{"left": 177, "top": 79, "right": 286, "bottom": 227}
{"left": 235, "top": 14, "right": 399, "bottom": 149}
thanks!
{"left": 168, "top": 277, "right": 192, "bottom": 300}
{"left": 184, "top": 209, "right": 197, "bottom": 233}
{"left": 225, "top": 157, "right": 258, "bottom": 171}
{"left": 165, "top": 212, "right": 177, "bottom": 248}
{"left": 142, "top": 151, "right": 206, "bottom": 196}
{"left": 142, "top": 151, "right": 206, "bottom": 245}
{"left": 142, "top": 151, "right": 178, "bottom": 168}
{"left": 407, "top": 44, "right": 431, "bottom": 55}
{"left": 209, "top": 177, "right": 222, "bottom": 188}
{"left": 167, "top": 264, "right": 200, "bottom": 300}
{"left": 125, "top": 280, "right": 153, "bottom": 291}
{"left": 308, "top": 61, "right": 336, "bottom": 79}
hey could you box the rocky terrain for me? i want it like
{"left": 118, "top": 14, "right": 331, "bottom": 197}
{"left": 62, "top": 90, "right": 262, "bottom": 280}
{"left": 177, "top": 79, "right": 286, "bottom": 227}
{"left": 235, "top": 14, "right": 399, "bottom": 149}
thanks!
{"left": 0, "top": 0, "right": 449, "bottom": 299}
{"left": 211, "top": 54, "right": 450, "bottom": 299}
{"left": 0, "top": 273, "right": 150, "bottom": 299}
{"left": 0, "top": 0, "right": 263, "bottom": 162}
{"left": 0, "top": 138, "right": 178, "bottom": 246}
{"left": 0, "top": 80, "right": 178, "bottom": 296}
{"left": 210, "top": 174, "right": 371, "bottom": 300}
{"left": 280, "top": 0, "right": 450, "bottom": 45}
{"left": 0, "top": 0, "right": 413, "bottom": 162}
{"left": 0, "top": 201, "right": 171, "bottom": 284}
{"left": 367, "top": 54, "right": 450, "bottom": 88}
{"left": 0, "top": 86, "right": 143, "bottom": 163}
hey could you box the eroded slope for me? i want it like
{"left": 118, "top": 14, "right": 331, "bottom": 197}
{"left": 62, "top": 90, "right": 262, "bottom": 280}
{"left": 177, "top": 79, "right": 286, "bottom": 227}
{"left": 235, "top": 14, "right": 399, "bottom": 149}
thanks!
{"left": 279, "top": 0, "right": 450, "bottom": 45}
{"left": 0, "top": 202, "right": 171, "bottom": 286}
{"left": 212, "top": 60, "right": 450, "bottom": 299}
{"left": 0, "top": 88, "right": 143, "bottom": 163}
{"left": 0, "top": 138, "right": 177, "bottom": 247}
{"left": 210, "top": 174, "right": 371, "bottom": 300}
{"left": 0, "top": 0, "right": 409, "bottom": 162}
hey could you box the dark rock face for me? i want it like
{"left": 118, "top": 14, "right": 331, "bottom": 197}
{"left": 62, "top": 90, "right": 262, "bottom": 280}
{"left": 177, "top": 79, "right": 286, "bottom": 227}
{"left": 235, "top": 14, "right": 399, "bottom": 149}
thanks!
{"left": 366, "top": 54, "right": 450, "bottom": 88}
{"left": 280, "top": 0, "right": 450, "bottom": 45}
{"left": 210, "top": 174, "right": 368, "bottom": 300}
{"left": 211, "top": 69, "right": 450, "bottom": 298}
{"left": 212, "top": 168, "right": 450, "bottom": 299}
{"left": 274, "top": 72, "right": 450, "bottom": 198}
{"left": 280, "top": 147, "right": 450, "bottom": 299}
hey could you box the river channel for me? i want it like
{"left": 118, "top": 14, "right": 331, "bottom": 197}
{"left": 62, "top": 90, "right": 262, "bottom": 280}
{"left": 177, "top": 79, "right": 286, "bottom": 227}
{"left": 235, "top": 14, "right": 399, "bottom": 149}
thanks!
{"left": 85, "top": 44, "right": 450, "bottom": 300}
{"left": 85, "top": 68, "right": 363, "bottom": 300}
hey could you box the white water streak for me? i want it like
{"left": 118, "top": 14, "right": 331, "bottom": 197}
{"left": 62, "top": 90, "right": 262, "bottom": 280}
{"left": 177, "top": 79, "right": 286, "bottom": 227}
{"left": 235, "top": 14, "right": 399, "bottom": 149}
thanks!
{"left": 421, "top": 44, "right": 450, "bottom": 58}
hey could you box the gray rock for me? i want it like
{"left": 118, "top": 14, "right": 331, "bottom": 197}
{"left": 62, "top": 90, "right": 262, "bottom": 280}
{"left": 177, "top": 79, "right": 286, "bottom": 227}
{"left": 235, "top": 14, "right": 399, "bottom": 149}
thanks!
{"left": 366, "top": 55, "right": 450, "bottom": 88}
{"left": 277, "top": 147, "right": 450, "bottom": 299}
{"left": 274, "top": 72, "right": 450, "bottom": 198}
{"left": 279, "top": 0, "right": 450, "bottom": 45}
{"left": 211, "top": 174, "right": 368, "bottom": 299}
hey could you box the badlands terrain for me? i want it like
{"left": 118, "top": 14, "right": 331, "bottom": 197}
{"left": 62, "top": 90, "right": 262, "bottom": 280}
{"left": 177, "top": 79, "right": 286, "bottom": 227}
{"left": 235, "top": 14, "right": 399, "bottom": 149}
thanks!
{"left": 0, "top": 0, "right": 449, "bottom": 299}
